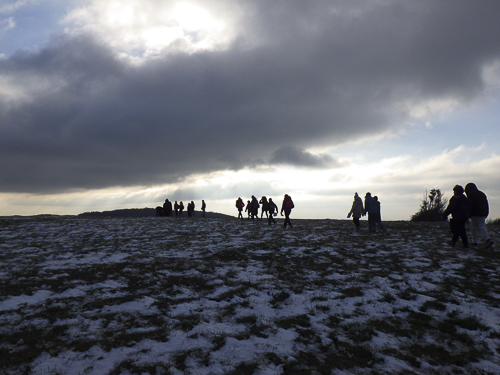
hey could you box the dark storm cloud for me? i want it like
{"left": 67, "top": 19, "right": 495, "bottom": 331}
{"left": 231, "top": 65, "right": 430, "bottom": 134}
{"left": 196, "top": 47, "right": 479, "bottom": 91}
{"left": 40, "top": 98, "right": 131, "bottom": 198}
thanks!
{"left": 1, "top": 0, "right": 500, "bottom": 193}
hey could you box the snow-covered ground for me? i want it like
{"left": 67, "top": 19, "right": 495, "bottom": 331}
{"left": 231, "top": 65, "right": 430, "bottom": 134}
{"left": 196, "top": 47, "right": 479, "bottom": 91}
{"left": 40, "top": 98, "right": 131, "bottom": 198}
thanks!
{"left": 1, "top": 216, "right": 500, "bottom": 374}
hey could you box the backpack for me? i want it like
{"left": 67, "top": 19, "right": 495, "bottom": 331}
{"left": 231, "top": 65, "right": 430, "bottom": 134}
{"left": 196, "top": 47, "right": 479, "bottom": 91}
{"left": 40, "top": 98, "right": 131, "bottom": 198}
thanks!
{"left": 285, "top": 200, "right": 294, "bottom": 209}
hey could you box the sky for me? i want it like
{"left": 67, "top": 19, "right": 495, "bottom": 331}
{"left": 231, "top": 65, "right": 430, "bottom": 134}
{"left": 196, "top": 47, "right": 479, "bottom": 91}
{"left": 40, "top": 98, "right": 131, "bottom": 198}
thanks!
{"left": 1, "top": 0, "right": 500, "bottom": 220}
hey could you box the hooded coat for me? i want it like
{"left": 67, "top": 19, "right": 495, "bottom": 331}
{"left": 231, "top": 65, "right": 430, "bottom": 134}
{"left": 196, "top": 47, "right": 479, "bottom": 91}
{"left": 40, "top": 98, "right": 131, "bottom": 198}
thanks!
{"left": 443, "top": 190, "right": 471, "bottom": 222}
{"left": 464, "top": 183, "right": 489, "bottom": 217}
{"left": 348, "top": 194, "right": 364, "bottom": 218}
{"left": 364, "top": 193, "right": 378, "bottom": 214}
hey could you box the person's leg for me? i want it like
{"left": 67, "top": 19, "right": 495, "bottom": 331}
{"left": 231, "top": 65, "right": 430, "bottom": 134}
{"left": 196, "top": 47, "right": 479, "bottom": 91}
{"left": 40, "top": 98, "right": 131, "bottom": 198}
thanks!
{"left": 368, "top": 214, "right": 375, "bottom": 232}
{"left": 353, "top": 217, "right": 360, "bottom": 229}
{"left": 476, "top": 216, "right": 490, "bottom": 241}
{"left": 470, "top": 216, "right": 479, "bottom": 244}
{"left": 457, "top": 221, "right": 468, "bottom": 248}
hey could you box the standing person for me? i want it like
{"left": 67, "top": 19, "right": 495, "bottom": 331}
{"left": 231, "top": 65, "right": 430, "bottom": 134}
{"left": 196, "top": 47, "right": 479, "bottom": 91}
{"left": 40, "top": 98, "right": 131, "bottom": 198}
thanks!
{"left": 163, "top": 199, "right": 172, "bottom": 217}
{"left": 364, "top": 192, "right": 377, "bottom": 233}
{"left": 373, "top": 196, "right": 384, "bottom": 230}
{"left": 268, "top": 198, "right": 278, "bottom": 225}
{"left": 236, "top": 197, "right": 245, "bottom": 219}
{"left": 250, "top": 195, "right": 260, "bottom": 219}
{"left": 179, "top": 201, "right": 184, "bottom": 217}
{"left": 347, "top": 192, "right": 364, "bottom": 231}
{"left": 190, "top": 201, "right": 196, "bottom": 217}
{"left": 174, "top": 201, "right": 179, "bottom": 217}
{"left": 281, "top": 194, "right": 294, "bottom": 228}
{"left": 442, "top": 185, "right": 471, "bottom": 249}
{"left": 245, "top": 200, "right": 251, "bottom": 218}
{"left": 260, "top": 196, "right": 269, "bottom": 219}
{"left": 465, "top": 183, "right": 494, "bottom": 248}
{"left": 201, "top": 200, "right": 206, "bottom": 218}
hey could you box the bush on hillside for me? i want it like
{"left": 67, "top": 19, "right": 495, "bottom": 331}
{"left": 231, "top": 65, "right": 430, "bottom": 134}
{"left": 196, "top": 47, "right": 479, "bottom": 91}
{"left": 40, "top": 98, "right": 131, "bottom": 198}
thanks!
{"left": 487, "top": 218, "right": 500, "bottom": 225}
{"left": 411, "top": 188, "right": 447, "bottom": 222}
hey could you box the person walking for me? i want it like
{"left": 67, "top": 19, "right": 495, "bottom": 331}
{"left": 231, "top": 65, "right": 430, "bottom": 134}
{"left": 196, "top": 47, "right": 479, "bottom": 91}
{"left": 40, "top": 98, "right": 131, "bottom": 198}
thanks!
{"left": 236, "top": 197, "right": 245, "bottom": 219}
{"left": 268, "top": 198, "right": 278, "bottom": 225}
{"left": 347, "top": 192, "right": 364, "bottom": 231}
{"left": 465, "top": 183, "right": 494, "bottom": 248}
{"left": 174, "top": 201, "right": 179, "bottom": 217}
{"left": 364, "top": 192, "right": 377, "bottom": 233}
{"left": 260, "top": 196, "right": 269, "bottom": 219}
{"left": 443, "top": 185, "right": 471, "bottom": 249}
{"left": 373, "top": 196, "right": 384, "bottom": 230}
{"left": 250, "top": 195, "right": 260, "bottom": 220}
{"left": 281, "top": 194, "right": 294, "bottom": 228}
{"left": 179, "top": 201, "right": 184, "bottom": 217}
{"left": 245, "top": 200, "right": 251, "bottom": 218}
{"left": 201, "top": 200, "right": 206, "bottom": 218}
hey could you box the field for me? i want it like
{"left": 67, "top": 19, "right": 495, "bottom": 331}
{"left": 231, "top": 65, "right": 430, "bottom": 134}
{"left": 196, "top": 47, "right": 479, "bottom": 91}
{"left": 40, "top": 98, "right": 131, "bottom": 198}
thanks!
{"left": 1, "top": 216, "right": 500, "bottom": 374}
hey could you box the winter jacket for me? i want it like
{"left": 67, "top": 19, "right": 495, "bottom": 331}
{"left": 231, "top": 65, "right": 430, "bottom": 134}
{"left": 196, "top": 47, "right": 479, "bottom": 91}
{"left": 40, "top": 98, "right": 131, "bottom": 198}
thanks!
{"left": 268, "top": 201, "right": 278, "bottom": 214}
{"left": 348, "top": 195, "right": 364, "bottom": 218}
{"left": 464, "top": 183, "right": 489, "bottom": 217}
{"left": 443, "top": 193, "right": 471, "bottom": 222}
{"left": 281, "top": 196, "right": 294, "bottom": 214}
{"left": 364, "top": 194, "right": 378, "bottom": 214}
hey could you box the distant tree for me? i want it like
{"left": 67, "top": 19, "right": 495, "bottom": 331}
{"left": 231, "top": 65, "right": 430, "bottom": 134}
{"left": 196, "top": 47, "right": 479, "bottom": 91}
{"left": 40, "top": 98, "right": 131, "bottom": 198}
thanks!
{"left": 411, "top": 188, "right": 448, "bottom": 221}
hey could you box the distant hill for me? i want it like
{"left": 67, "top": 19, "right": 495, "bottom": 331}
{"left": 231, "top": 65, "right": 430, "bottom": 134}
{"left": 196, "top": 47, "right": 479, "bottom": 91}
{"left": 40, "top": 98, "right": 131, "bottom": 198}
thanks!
{"left": 78, "top": 208, "right": 234, "bottom": 219}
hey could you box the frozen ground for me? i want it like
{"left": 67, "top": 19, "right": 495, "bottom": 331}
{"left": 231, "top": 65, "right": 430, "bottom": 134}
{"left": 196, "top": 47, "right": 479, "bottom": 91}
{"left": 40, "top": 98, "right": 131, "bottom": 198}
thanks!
{"left": 1, "top": 216, "right": 500, "bottom": 374}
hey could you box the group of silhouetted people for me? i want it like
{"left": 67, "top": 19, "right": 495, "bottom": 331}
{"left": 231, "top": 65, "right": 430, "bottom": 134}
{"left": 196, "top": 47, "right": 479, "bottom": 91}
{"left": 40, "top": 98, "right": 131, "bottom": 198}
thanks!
{"left": 348, "top": 192, "right": 384, "bottom": 232}
{"left": 347, "top": 183, "right": 494, "bottom": 250}
{"left": 236, "top": 194, "right": 295, "bottom": 228}
{"left": 156, "top": 199, "right": 206, "bottom": 218}
{"left": 442, "top": 183, "right": 494, "bottom": 249}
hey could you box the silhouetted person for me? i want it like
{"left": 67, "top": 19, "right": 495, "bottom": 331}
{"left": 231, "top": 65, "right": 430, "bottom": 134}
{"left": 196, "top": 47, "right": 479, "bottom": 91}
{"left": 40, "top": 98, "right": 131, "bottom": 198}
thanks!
{"left": 347, "top": 192, "right": 363, "bottom": 231}
{"left": 236, "top": 197, "right": 245, "bottom": 219}
{"left": 268, "top": 198, "right": 278, "bottom": 225}
{"left": 364, "top": 192, "right": 377, "bottom": 233}
{"left": 201, "top": 200, "right": 206, "bottom": 217}
{"left": 250, "top": 195, "right": 259, "bottom": 219}
{"left": 190, "top": 201, "right": 195, "bottom": 217}
{"left": 373, "top": 196, "right": 384, "bottom": 230}
{"left": 163, "top": 199, "right": 172, "bottom": 217}
{"left": 443, "top": 185, "right": 470, "bottom": 249}
{"left": 281, "top": 194, "right": 294, "bottom": 228}
{"left": 245, "top": 200, "right": 251, "bottom": 218}
{"left": 179, "top": 201, "right": 184, "bottom": 217}
{"left": 260, "top": 196, "right": 269, "bottom": 219}
{"left": 465, "top": 183, "right": 494, "bottom": 248}
{"left": 174, "top": 201, "right": 179, "bottom": 217}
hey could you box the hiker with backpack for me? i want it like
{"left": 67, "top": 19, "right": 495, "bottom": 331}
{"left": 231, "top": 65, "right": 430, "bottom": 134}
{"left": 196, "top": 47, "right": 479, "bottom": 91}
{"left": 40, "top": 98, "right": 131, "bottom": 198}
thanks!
{"left": 268, "top": 198, "right": 278, "bottom": 225}
{"left": 281, "top": 194, "right": 295, "bottom": 228}
{"left": 236, "top": 197, "right": 245, "bottom": 219}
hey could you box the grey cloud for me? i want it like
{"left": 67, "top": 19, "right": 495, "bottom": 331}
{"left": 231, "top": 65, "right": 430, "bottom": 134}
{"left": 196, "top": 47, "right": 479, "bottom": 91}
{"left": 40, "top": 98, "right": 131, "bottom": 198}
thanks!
{"left": 269, "top": 146, "right": 338, "bottom": 168}
{"left": 1, "top": 0, "right": 500, "bottom": 193}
